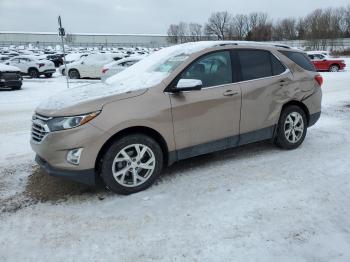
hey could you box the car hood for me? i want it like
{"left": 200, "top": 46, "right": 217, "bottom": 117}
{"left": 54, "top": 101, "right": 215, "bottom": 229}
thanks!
{"left": 35, "top": 82, "right": 148, "bottom": 117}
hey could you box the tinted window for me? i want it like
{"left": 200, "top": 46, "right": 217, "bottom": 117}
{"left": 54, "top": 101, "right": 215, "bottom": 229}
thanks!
{"left": 180, "top": 51, "right": 232, "bottom": 88}
{"left": 280, "top": 51, "right": 316, "bottom": 72}
{"left": 271, "top": 54, "right": 286, "bottom": 75}
{"left": 238, "top": 50, "right": 272, "bottom": 81}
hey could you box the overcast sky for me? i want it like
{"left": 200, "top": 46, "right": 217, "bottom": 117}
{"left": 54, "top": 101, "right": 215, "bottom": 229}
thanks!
{"left": 0, "top": 0, "right": 348, "bottom": 34}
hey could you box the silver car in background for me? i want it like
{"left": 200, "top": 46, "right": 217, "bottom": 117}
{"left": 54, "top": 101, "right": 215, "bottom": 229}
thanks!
{"left": 101, "top": 56, "right": 143, "bottom": 81}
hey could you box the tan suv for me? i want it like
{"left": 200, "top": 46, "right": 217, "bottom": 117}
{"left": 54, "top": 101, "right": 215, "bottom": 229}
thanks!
{"left": 31, "top": 41, "right": 322, "bottom": 194}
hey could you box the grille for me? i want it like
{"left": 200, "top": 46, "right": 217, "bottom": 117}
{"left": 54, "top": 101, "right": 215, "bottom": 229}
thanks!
{"left": 31, "top": 114, "right": 51, "bottom": 143}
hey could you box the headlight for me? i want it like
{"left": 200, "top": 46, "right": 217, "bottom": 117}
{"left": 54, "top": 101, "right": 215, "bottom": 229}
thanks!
{"left": 47, "top": 111, "right": 100, "bottom": 132}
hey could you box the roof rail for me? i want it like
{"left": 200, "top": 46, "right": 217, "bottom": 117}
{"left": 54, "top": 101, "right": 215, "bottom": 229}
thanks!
{"left": 212, "top": 41, "right": 292, "bottom": 49}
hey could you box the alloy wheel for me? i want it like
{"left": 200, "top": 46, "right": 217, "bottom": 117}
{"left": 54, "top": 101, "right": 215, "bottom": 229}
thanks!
{"left": 284, "top": 112, "right": 304, "bottom": 144}
{"left": 112, "top": 144, "right": 156, "bottom": 187}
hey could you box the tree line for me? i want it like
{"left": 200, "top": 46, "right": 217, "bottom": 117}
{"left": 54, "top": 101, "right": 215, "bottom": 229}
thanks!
{"left": 167, "top": 5, "right": 350, "bottom": 47}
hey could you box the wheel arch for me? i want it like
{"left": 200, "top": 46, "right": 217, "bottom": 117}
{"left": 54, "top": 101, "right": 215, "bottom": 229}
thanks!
{"left": 95, "top": 126, "right": 170, "bottom": 174}
{"left": 27, "top": 67, "right": 38, "bottom": 74}
{"left": 281, "top": 100, "right": 310, "bottom": 125}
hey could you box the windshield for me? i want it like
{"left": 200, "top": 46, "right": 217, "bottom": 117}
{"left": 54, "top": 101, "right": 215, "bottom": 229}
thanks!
{"left": 105, "top": 41, "right": 222, "bottom": 90}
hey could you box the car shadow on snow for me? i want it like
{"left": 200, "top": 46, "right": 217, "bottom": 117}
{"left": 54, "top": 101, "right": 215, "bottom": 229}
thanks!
{"left": 22, "top": 140, "right": 278, "bottom": 205}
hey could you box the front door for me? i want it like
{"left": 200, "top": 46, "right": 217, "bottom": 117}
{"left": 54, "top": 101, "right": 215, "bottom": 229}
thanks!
{"left": 169, "top": 50, "right": 241, "bottom": 160}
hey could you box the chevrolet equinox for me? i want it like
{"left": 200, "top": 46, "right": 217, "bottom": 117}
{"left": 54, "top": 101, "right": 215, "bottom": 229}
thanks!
{"left": 31, "top": 41, "right": 322, "bottom": 194}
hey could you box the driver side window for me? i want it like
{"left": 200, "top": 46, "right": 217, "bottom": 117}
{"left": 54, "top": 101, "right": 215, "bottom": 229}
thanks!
{"left": 179, "top": 51, "right": 232, "bottom": 88}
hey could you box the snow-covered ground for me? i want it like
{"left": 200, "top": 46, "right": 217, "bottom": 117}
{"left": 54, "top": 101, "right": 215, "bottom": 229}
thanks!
{"left": 1, "top": 61, "right": 350, "bottom": 261}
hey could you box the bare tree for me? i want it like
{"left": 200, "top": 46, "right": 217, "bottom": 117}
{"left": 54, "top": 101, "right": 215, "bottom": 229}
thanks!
{"left": 167, "top": 24, "right": 180, "bottom": 44}
{"left": 178, "top": 22, "right": 188, "bottom": 43}
{"left": 273, "top": 18, "right": 297, "bottom": 40}
{"left": 188, "top": 23, "right": 203, "bottom": 42}
{"left": 232, "top": 14, "right": 249, "bottom": 40}
{"left": 246, "top": 12, "right": 272, "bottom": 41}
{"left": 205, "top": 11, "right": 232, "bottom": 40}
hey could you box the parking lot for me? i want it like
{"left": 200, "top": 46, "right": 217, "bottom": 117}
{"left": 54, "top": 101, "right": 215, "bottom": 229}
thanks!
{"left": 1, "top": 62, "right": 350, "bottom": 261}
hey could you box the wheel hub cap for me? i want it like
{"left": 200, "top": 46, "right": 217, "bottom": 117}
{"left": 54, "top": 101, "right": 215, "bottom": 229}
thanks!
{"left": 284, "top": 112, "right": 304, "bottom": 144}
{"left": 112, "top": 144, "right": 156, "bottom": 187}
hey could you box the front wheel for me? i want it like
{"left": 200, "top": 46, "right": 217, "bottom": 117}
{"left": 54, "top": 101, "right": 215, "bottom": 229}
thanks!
{"left": 100, "top": 134, "right": 163, "bottom": 195}
{"left": 275, "top": 105, "right": 307, "bottom": 150}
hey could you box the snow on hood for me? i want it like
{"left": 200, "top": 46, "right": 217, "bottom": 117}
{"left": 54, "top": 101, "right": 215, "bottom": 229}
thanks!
{"left": 0, "top": 64, "right": 20, "bottom": 72}
{"left": 37, "top": 41, "right": 225, "bottom": 112}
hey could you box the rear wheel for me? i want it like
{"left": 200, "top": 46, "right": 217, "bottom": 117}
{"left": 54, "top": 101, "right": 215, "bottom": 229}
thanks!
{"left": 329, "top": 64, "right": 339, "bottom": 72}
{"left": 275, "top": 105, "right": 307, "bottom": 150}
{"left": 68, "top": 69, "right": 80, "bottom": 79}
{"left": 100, "top": 134, "right": 163, "bottom": 195}
{"left": 44, "top": 73, "right": 52, "bottom": 78}
{"left": 28, "top": 68, "right": 39, "bottom": 78}
{"left": 62, "top": 69, "right": 65, "bottom": 76}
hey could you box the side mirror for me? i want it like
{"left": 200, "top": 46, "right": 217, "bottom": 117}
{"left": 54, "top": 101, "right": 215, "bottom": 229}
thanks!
{"left": 81, "top": 61, "right": 85, "bottom": 65}
{"left": 174, "top": 79, "right": 203, "bottom": 92}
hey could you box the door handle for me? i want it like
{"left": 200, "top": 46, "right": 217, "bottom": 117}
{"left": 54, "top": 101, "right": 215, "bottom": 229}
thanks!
{"left": 223, "top": 90, "right": 239, "bottom": 97}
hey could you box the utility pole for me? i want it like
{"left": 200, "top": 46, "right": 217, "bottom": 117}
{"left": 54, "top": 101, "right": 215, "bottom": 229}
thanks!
{"left": 58, "top": 15, "right": 69, "bottom": 88}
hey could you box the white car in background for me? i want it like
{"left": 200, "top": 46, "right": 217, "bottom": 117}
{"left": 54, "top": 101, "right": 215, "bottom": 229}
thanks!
{"left": 101, "top": 56, "right": 143, "bottom": 81}
{"left": 66, "top": 53, "right": 125, "bottom": 79}
{"left": 58, "top": 53, "right": 89, "bottom": 75}
{"left": 6, "top": 56, "right": 55, "bottom": 78}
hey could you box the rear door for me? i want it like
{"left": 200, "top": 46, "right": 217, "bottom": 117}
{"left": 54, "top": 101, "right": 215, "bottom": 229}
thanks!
{"left": 234, "top": 49, "right": 293, "bottom": 144}
{"left": 169, "top": 50, "right": 242, "bottom": 159}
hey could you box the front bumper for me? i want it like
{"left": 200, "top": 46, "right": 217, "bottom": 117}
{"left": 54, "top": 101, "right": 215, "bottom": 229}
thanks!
{"left": 30, "top": 121, "right": 110, "bottom": 185}
{"left": 35, "top": 155, "right": 96, "bottom": 185}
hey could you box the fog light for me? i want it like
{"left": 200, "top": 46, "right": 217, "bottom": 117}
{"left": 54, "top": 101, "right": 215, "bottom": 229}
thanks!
{"left": 67, "top": 148, "right": 83, "bottom": 165}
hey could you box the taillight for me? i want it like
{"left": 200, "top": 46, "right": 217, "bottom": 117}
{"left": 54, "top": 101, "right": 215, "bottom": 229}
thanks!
{"left": 102, "top": 68, "right": 109, "bottom": 74}
{"left": 37, "top": 63, "right": 45, "bottom": 68}
{"left": 314, "top": 75, "right": 323, "bottom": 87}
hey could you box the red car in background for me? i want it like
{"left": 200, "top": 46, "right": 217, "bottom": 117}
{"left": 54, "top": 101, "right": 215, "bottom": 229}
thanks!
{"left": 307, "top": 53, "right": 346, "bottom": 72}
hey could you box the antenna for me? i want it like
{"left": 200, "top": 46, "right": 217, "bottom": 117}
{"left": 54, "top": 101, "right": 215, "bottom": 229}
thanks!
{"left": 58, "top": 15, "right": 69, "bottom": 88}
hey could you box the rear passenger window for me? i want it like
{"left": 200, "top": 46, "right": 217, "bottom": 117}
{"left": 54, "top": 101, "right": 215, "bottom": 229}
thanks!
{"left": 280, "top": 51, "right": 316, "bottom": 72}
{"left": 238, "top": 50, "right": 272, "bottom": 81}
{"left": 271, "top": 54, "right": 286, "bottom": 75}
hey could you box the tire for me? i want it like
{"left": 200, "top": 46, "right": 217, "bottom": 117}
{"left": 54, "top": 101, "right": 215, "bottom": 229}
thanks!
{"left": 44, "top": 73, "right": 53, "bottom": 78}
{"left": 28, "top": 68, "right": 39, "bottom": 78}
{"left": 329, "top": 64, "right": 339, "bottom": 72}
{"left": 68, "top": 69, "right": 80, "bottom": 79}
{"left": 274, "top": 105, "right": 307, "bottom": 150}
{"left": 11, "top": 85, "right": 22, "bottom": 90}
{"left": 61, "top": 69, "right": 65, "bottom": 76}
{"left": 100, "top": 134, "right": 163, "bottom": 195}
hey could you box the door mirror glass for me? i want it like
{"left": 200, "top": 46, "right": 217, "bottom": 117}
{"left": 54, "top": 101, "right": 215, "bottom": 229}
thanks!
{"left": 176, "top": 79, "right": 203, "bottom": 91}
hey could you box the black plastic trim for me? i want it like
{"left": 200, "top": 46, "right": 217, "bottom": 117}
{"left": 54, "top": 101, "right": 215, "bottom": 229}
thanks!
{"left": 35, "top": 155, "right": 96, "bottom": 185}
{"left": 169, "top": 125, "right": 276, "bottom": 162}
{"left": 308, "top": 111, "right": 321, "bottom": 127}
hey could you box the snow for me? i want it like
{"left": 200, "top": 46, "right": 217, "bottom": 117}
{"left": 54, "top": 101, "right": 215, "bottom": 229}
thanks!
{"left": 1, "top": 59, "right": 350, "bottom": 261}
{"left": 0, "top": 64, "right": 20, "bottom": 72}
{"left": 38, "top": 42, "right": 222, "bottom": 112}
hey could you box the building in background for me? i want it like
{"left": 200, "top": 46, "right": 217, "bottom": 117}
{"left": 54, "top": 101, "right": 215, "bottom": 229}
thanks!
{"left": 0, "top": 31, "right": 169, "bottom": 48}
